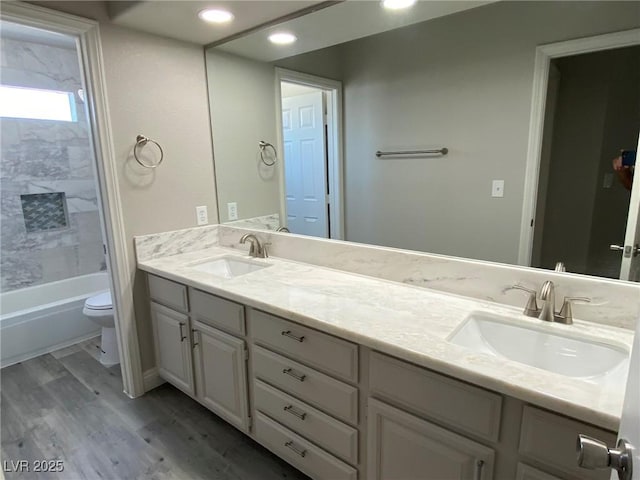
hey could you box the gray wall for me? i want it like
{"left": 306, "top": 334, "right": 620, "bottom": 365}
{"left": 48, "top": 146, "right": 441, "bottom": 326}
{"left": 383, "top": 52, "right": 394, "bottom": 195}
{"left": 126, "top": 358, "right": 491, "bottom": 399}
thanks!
{"left": 29, "top": 1, "right": 219, "bottom": 372}
{"left": 206, "top": 50, "right": 280, "bottom": 222}
{"left": 0, "top": 37, "right": 105, "bottom": 291}
{"left": 282, "top": 1, "right": 640, "bottom": 264}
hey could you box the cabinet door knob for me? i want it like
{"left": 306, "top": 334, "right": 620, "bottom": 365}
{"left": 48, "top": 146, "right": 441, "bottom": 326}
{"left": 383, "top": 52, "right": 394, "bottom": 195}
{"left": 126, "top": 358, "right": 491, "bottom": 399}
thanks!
{"left": 577, "top": 434, "right": 633, "bottom": 480}
{"left": 284, "top": 440, "right": 307, "bottom": 457}
{"left": 283, "top": 405, "right": 307, "bottom": 420}
{"left": 282, "top": 368, "right": 306, "bottom": 382}
{"left": 281, "top": 330, "right": 305, "bottom": 342}
{"left": 178, "top": 322, "right": 186, "bottom": 342}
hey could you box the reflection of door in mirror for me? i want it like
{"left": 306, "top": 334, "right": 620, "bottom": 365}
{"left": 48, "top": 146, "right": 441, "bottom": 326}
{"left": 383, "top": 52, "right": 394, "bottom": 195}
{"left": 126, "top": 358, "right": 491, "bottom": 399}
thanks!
{"left": 281, "top": 83, "right": 328, "bottom": 237}
{"left": 531, "top": 45, "right": 640, "bottom": 280}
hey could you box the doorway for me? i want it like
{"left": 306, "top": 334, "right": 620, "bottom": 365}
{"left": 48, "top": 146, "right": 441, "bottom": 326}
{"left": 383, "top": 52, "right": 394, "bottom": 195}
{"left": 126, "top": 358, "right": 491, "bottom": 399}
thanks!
{"left": 276, "top": 69, "right": 344, "bottom": 240}
{"left": 531, "top": 46, "right": 640, "bottom": 279}
{"left": 519, "top": 29, "right": 640, "bottom": 281}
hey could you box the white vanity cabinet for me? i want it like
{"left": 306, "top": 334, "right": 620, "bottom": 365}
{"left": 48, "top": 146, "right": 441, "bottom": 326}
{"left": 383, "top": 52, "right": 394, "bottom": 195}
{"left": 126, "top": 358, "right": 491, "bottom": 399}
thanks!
{"left": 145, "top": 272, "right": 619, "bottom": 480}
{"left": 148, "top": 274, "right": 250, "bottom": 433}
{"left": 367, "top": 398, "right": 495, "bottom": 480}
{"left": 150, "top": 301, "right": 194, "bottom": 396}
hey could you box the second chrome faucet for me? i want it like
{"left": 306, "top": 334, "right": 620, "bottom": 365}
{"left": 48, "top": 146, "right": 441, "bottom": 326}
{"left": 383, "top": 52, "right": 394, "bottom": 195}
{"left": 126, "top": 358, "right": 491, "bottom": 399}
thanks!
{"left": 507, "top": 281, "right": 590, "bottom": 325}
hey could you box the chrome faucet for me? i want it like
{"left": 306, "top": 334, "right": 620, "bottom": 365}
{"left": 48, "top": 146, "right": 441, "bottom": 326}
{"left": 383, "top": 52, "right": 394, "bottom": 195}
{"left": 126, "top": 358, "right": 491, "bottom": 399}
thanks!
{"left": 539, "top": 280, "right": 556, "bottom": 322}
{"left": 276, "top": 226, "right": 290, "bottom": 233}
{"left": 508, "top": 281, "right": 590, "bottom": 324}
{"left": 239, "top": 233, "right": 269, "bottom": 258}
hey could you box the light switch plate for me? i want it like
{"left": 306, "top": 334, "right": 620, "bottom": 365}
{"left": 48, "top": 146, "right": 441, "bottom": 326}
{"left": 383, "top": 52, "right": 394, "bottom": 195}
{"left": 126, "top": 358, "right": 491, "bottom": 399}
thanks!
{"left": 227, "top": 202, "right": 238, "bottom": 221}
{"left": 491, "top": 180, "right": 505, "bottom": 198}
{"left": 196, "top": 206, "right": 208, "bottom": 225}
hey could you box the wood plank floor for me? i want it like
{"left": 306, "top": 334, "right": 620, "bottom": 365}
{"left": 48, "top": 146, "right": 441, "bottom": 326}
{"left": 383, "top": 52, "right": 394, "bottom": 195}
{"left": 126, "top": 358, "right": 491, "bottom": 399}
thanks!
{"left": 1, "top": 341, "right": 309, "bottom": 480}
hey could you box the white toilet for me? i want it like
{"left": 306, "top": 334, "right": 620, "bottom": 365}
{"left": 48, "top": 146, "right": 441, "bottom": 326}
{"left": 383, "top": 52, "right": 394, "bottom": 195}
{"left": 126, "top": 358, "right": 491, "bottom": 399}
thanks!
{"left": 83, "top": 291, "right": 119, "bottom": 366}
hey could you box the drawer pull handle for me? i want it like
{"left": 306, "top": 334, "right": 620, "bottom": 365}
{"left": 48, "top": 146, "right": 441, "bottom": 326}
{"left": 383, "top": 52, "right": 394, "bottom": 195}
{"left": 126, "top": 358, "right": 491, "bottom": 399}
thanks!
{"left": 474, "top": 460, "right": 485, "bottom": 480}
{"left": 284, "top": 440, "right": 307, "bottom": 458}
{"left": 178, "top": 322, "right": 186, "bottom": 342}
{"left": 282, "top": 368, "right": 306, "bottom": 382}
{"left": 284, "top": 405, "right": 307, "bottom": 420}
{"left": 281, "top": 330, "right": 305, "bottom": 342}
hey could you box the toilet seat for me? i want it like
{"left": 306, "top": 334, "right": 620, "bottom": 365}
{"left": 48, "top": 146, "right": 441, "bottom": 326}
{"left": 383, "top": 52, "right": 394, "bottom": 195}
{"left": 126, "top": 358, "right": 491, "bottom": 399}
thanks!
{"left": 85, "top": 291, "right": 113, "bottom": 311}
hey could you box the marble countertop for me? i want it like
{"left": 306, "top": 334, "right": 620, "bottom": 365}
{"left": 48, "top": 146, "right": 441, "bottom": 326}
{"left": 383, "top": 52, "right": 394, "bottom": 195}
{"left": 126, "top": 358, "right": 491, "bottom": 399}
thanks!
{"left": 137, "top": 245, "right": 633, "bottom": 431}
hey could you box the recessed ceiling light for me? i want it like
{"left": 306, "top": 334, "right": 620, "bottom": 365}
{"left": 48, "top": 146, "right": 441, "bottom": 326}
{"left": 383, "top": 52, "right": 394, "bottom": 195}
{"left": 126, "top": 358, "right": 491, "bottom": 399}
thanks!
{"left": 382, "top": 0, "right": 417, "bottom": 10}
{"left": 268, "top": 32, "right": 297, "bottom": 45}
{"left": 198, "top": 8, "right": 234, "bottom": 24}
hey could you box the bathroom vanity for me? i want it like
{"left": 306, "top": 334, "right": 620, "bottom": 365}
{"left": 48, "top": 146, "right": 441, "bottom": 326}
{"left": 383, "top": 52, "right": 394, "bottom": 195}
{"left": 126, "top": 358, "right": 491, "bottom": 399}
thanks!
{"left": 135, "top": 226, "right": 636, "bottom": 480}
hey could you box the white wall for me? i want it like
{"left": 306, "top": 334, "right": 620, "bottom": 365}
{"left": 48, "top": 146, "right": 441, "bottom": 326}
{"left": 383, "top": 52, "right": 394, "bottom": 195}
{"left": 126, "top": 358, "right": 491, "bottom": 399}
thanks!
{"left": 281, "top": 1, "right": 640, "bottom": 264}
{"left": 206, "top": 50, "right": 280, "bottom": 222}
{"left": 29, "top": 1, "right": 218, "bottom": 371}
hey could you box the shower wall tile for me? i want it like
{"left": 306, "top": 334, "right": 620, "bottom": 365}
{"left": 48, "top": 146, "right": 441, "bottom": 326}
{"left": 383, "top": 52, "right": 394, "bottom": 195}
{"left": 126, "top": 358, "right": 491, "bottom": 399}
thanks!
{"left": 0, "top": 38, "right": 103, "bottom": 292}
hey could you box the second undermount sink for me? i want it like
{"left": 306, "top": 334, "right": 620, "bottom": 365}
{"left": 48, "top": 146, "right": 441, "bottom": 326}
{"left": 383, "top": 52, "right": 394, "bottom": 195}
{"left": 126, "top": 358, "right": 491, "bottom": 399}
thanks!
{"left": 449, "top": 312, "right": 629, "bottom": 384}
{"left": 189, "top": 256, "right": 269, "bottom": 279}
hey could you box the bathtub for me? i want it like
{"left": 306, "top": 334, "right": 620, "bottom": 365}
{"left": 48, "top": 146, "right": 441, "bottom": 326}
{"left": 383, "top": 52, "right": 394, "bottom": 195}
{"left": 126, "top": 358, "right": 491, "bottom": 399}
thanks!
{"left": 1, "top": 272, "right": 110, "bottom": 367}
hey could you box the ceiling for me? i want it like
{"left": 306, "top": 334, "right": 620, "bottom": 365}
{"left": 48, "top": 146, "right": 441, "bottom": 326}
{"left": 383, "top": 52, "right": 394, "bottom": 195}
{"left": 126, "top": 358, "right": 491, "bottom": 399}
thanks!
{"left": 109, "top": 0, "right": 327, "bottom": 45}
{"left": 108, "top": 1, "right": 496, "bottom": 62}
{"left": 216, "top": 0, "right": 496, "bottom": 62}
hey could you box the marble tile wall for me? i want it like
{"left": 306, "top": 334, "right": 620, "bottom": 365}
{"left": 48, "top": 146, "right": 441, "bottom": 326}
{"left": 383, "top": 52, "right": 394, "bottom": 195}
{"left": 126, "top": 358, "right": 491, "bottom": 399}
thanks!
{"left": 1, "top": 37, "right": 105, "bottom": 292}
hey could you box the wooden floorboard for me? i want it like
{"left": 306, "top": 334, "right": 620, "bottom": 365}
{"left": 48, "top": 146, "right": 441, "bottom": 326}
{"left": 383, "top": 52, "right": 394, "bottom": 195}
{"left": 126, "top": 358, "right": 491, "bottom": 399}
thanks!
{"left": 1, "top": 348, "right": 309, "bottom": 480}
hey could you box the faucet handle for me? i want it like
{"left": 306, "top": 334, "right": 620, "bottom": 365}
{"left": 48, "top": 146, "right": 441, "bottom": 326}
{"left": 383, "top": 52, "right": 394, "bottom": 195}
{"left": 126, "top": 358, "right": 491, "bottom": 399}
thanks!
{"left": 557, "top": 296, "right": 591, "bottom": 324}
{"left": 506, "top": 285, "right": 540, "bottom": 317}
{"left": 261, "top": 242, "right": 272, "bottom": 258}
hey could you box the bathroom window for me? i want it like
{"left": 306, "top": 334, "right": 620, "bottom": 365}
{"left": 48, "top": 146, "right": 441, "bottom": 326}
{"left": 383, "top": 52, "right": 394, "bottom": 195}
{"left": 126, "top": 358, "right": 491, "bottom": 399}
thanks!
{"left": 0, "top": 85, "right": 77, "bottom": 122}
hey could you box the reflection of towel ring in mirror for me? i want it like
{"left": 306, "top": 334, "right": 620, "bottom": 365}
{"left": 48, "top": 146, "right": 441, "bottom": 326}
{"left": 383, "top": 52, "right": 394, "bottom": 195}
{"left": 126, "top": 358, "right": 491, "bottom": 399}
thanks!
{"left": 259, "top": 140, "right": 277, "bottom": 166}
{"left": 134, "top": 134, "right": 164, "bottom": 168}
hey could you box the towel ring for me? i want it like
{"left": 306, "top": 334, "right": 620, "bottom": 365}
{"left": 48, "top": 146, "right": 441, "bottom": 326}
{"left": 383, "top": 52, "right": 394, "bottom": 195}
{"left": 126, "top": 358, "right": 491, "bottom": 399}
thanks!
{"left": 259, "top": 140, "right": 277, "bottom": 166}
{"left": 134, "top": 134, "right": 164, "bottom": 169}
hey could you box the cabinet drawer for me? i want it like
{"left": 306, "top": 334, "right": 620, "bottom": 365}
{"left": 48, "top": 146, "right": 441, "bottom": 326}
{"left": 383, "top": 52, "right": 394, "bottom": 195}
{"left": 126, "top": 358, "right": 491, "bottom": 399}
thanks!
{"left": 369, "top": 352, "right": 502, "bottom": 442}
{"left": 253, "top": 346, "right": 358, "bottom": 424}
{"left": 148, "top": 274, "right": 188, "bottom": 312}
{"left": 190, "top": 288, "right": 245, "bottom": 336}
{"left": 516, "top": 463, "right": 564, "bottom": 480}
{"left": 251, "top": 310, "right": 358, "bottom": 383}
{"left": 254, "top": 380, "right": 358, "bottom": 464}
{"left": 255, "top": 412, "right": 357, "bottom": 480}
{"left": 519, "top": 406, "right": 615, "bottom": 480}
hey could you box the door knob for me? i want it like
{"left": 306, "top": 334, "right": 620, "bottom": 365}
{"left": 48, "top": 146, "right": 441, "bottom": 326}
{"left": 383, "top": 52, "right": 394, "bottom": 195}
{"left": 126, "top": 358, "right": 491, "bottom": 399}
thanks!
{"left": 577, "top": 434, "right": 633, "bottom": 480}
{"left": 610, "top": 244, "right": 640, "bottom": 257}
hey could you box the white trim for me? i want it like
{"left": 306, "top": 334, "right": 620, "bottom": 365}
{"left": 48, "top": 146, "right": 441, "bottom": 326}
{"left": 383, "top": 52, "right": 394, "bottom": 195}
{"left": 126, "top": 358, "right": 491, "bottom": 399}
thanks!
{"left": 274, "top": 68, "right": 345, "bottom": 240}
{"left": 519, "top": 28, "right": 640, "bottom": 266}
{"left": 0, "top": 2, "right": 145, "bottom": 397}
{"left": 143, "top": 367, "right": 166, "bottom": 392}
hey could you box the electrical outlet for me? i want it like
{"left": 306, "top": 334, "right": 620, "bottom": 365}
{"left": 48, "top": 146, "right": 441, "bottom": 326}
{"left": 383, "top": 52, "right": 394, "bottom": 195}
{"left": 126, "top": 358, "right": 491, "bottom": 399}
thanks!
{"left": 196, "top": 206, "right": 208, "bottom": 225}
{"left": 491, "top": 180, "right": 505, "bottom": 198}
{"left": 227, "top": 202, "right": 238, "bottom": 221}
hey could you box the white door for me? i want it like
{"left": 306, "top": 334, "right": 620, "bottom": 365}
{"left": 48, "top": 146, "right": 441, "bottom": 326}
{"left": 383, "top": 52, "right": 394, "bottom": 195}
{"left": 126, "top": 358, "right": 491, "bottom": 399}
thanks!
{"left": 619, "top": 134, "right": 640, "bottom": 281}
{"left": 282, "top": 90, "right": 328, "bottom": 238}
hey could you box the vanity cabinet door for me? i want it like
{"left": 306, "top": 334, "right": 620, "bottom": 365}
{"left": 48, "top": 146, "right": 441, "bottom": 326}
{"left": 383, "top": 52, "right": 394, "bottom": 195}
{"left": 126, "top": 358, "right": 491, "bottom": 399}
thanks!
{"left": 368, "top": 398, "right": 495, "bottom": 480}
{"left": 150, "top": 302, "right": 194, "bottom": 396}
{"left": 192, "top": 321, "right": 249, "bottom": 432}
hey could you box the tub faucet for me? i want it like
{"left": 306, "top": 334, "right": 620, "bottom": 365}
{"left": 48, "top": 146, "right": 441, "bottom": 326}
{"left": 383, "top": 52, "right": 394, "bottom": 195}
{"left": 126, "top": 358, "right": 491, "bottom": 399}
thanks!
{"left": 239, "top": 234, "right": 269, "bottom": 258}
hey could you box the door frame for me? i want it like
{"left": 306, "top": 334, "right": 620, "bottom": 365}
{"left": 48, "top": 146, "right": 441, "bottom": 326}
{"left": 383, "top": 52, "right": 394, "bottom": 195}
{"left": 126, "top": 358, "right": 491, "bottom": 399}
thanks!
{"left": 275, "top": 68, "right": 345, "bottom": 240}
{"left": 1, "top": 2, "right": 145, "bottom": 397}
{"left": 518, "top": 28, "right": 640, "bottom": 267}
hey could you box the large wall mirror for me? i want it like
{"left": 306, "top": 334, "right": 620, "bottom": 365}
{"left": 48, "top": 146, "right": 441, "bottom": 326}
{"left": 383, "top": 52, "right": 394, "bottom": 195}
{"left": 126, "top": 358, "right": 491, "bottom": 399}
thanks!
{"left": 205, "top": 1, "right": 640, "bottom": 281}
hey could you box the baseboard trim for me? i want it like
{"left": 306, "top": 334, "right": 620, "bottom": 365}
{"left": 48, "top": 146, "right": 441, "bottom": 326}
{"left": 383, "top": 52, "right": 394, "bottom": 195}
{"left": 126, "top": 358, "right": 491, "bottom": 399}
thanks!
{"left": 142, "top": 367, "right": 165, "bottom": 393}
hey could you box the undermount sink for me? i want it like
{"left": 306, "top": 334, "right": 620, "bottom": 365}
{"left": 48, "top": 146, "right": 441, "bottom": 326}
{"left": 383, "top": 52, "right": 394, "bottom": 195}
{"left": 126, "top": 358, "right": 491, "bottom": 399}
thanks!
{"left": 189, "top": 256, "right": 269, "bottom": 279}
{"left": 449, "top": 312, "right": 629, "bottom": 383}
